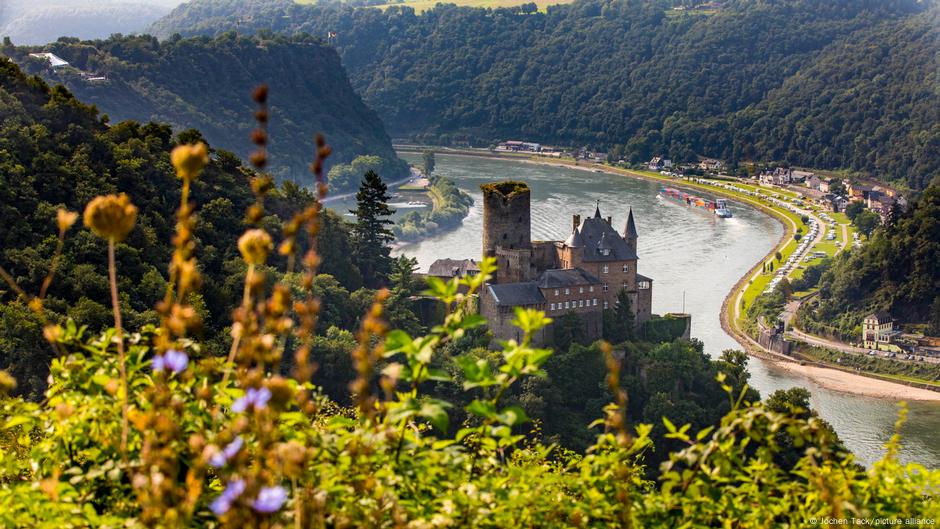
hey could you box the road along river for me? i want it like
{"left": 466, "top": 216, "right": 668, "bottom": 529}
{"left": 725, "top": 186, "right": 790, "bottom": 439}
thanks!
{"left": 328, "top": 153, "right": 940, "bottom": 468}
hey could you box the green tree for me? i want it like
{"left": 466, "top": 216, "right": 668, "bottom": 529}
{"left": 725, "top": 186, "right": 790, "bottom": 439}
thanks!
{"left": 603, "top": 289, "right": 634, "bottom": 344}
{"left": 929, "top": 297, "right": 940, "bottom": 336}
{"left": 553, "top": 312, "right": 585, "bottom": 352}
{"left": 389, "top": 255, "right": 420, "bottom": 294}
{"left": 765, "top": 387, "right": 847, "bottom": 469}
{"left": 854, "top": 210, "right": 881, "bottom": 238}
{"left": 845, "top": 201, "right": 865, "bottom": 222}
{"left": 422, "top": 150, "right": 435, "bottom": 179}
{"left": 350, "top": 170, "right": 395, "bottom": 287}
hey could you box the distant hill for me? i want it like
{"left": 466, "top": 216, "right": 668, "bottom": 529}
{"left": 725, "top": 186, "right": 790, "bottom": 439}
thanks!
{"left": 8, "top": 33, "right": 407, "bottom": 185}
{"left": 0, "top": 0, "right": 181, "bottom": 45}
{"left": 149, "top": 0, "right": 940, "bottom": 190}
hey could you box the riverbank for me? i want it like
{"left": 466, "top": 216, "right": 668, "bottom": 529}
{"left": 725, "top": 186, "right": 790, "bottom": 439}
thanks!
{"left": 398, "top": 147, "right": 940, "bottom": 401}
{"left": 393, "top": 175, "right": 473, "bottom": 242}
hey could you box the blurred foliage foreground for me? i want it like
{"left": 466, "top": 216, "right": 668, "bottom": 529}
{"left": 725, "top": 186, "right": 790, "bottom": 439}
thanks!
{"left": 0, "top": 132, "right": 938, "bottom": 529}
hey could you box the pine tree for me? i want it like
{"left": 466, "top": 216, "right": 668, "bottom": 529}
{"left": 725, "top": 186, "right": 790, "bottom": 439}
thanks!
{"left": 603, "top": 289, "right": 635, "bottom": 344}
{"left": 351, "top": 170, "right": 395, "bottom": 287}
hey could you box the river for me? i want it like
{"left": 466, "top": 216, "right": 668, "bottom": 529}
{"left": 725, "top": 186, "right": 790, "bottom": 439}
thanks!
{"left": 329, "top": 153, "right": 940, "bottom": 468}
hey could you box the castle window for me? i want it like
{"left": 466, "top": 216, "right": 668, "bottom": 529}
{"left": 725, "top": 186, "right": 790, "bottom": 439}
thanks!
{"left": 622, "top": 264, "right": 629, "bottom": 273}
{"left": 565, "top": 288, "right": 570, "bottom": 295}
{"left": 589, "top": 286, "right": 594, "bottom": 292}
{"left": 602, "top": 283, "right": 608, "bottom": 292}
{"left": 564, "top": 301, "right": 570, "bottom": 309}
{"left": 603, "top": 265, "right": 609, "bottom": 274}
{"left": 550, "top": 303, "right": 556, "bottom": 311}
{"left": 579, "top": 300, "right": 584, "bottom": 307}
{"left": 554, "top": 289, "right": 559, "bottom": 296}
{"left": 579, "top": 287, "right": 584, "bottom": 294}
{"left": 593, "top": 299, "right": 598, "bottom": 306}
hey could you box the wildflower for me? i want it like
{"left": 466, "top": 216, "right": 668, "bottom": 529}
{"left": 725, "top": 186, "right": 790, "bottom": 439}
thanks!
{"left": 208, "top": 436, "right": 244, "bottom": 468}
{"left": 170, "top": 142, "right": 209, "bottom": 181}
{"left": 56, "top": 208, "right": 78, "bottom": 232}
{"left": 251, "top": 485, "right": 287, "bottom": 514}
{"left": 238, "top": 229, "right": 273, "bottom": 265}
{"left": 231, "top": 387, "right": 272, "bottom": 413}
{"left": 152, "top": 349, "right": 189, "bottom": 374}
{"left": 210, "top": 478, "right": 246, "bottom": 516}
{"left": 83, "top": 193, "right": 138, "bottom": 242}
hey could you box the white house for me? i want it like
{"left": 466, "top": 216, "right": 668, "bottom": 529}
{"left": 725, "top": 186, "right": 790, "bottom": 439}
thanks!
{"left": 28, "top": 52, "right": 69, "bottom": 68}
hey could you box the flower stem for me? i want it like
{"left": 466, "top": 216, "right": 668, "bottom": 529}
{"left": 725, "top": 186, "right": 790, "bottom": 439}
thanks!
{"left": 109, "top": 238, "right": 129, "bottom": 457}
{"left": 221, "top": 263, "right": 254, "bottom": 386}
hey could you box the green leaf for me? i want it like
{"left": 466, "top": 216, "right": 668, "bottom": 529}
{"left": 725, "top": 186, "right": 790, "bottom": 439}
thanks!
{"left": 383, "top": 330, "right": 414, "bottom": 356}
{"left": 496, "top": 406, "right": 528, "bottom": 427}
{"left": 2, "top": 415, "right": 32, "bottom": 430}
{"left": 466, "top": 399, "right": 497, "bottom": 421}
{"left": 418, "top": 399, "right": 451, "bottom": 432}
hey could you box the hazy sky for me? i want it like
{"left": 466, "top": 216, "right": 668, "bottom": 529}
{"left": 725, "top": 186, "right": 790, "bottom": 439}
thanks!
{"left": 0, "top": 0, "right": 188, "bottom": 45}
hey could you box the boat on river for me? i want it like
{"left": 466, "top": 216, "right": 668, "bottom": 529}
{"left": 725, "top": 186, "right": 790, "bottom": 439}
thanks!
{"left": 659, "top": 187, "right": 733, "bottom": 218}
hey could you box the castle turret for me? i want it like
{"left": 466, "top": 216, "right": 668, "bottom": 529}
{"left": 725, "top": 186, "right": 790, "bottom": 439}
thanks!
{"left": 481, "top": 181, "right": 531, "bottom": 257}
{"left": 624, "top": 207, "right": 638, "bottom": 252}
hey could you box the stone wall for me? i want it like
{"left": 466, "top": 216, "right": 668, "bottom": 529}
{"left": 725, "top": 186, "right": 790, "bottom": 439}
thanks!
{"left": 480, "top": 291, "right": 549, "bottom": 345}
{"left": 482, "top": 182, "right": 531, "bottom": 260}
{"left": 495, "top": 247, "right": 534, "bottom": 284}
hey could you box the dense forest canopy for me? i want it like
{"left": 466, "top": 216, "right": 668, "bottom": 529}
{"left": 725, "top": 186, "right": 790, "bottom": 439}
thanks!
{"left": 151, "top": 0, "right": 940, "bottom": 190}
{"left": 7, "top": 33, "right": 407, "bottom": 184}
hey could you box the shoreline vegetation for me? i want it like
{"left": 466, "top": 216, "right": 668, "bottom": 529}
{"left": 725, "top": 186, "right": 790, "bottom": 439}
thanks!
{"left": 392, "top": 174, "right": 474, "bottom": 242}
{"left": 395, "top": 145, "right": 940, "bottom": 401}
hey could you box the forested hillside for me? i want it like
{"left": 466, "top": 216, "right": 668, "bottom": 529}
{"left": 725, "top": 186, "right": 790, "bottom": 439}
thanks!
{"left": 151, "top": 0, "right": 940, "bottom": 190}
{"left": 0, "top": 58, "right": 367, "bottom": 398}
{"left": 7, "top": 33, "right": 407, "bottom": 185}
{"left": 798, "top": 177, "right": 940, "bottom": 339}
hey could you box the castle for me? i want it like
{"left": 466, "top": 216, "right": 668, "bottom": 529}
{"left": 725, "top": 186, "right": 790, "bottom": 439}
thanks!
{"left": 473, "top": 181, "right": 653, "bottom": 344}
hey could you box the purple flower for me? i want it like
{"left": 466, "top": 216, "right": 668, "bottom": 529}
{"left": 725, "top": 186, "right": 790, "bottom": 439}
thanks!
{"left": 251, "top": 485, "right": 288, "bottom": 514}
{"left": 210, "top": 478, "right": 245, "bottom": 516}
{"left": 231, "top": 387, "right": 272, "bottom": 413}
{"left": 152, "top": 349, "right": 188, "bottom": 374}
{"left": 208, "top": 436, "right": 244, "bottom": 468}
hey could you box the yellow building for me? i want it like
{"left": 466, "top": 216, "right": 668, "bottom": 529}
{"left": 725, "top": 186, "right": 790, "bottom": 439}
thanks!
{"left": 862, "top": 311, "right": 902, "bottom": 352}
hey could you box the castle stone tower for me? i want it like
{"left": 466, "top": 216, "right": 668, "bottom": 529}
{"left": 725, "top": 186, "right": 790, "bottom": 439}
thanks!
{"left": 481, "top": 181, "right": 532, "bottom": 257}
{"left": 481, "top": 181, "right": 532, "bottom": 284}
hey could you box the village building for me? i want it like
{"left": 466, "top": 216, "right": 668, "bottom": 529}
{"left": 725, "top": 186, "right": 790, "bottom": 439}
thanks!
{"left": 759, "top": 167, "right": 793, "bottom": 186}
{"left": 862, "top": 311, "right": 902, "bottom": 352}
{"left": 647, "top": 156, "right": 672, "bottom": 171}
{"left": 826, "top": 194, "right": 849, "bottom": 213}
{"left": 427, "top": 258, "right": 480, "bottom": 280}
{"left": 698, "top": 158, "right": 723, "bottom": 173}
{"left": 789, "top": 169, "right": 814, "bottom": 184}
{"left": 28, "top": 52, "right": 69, "bottom": 68}
{"left": 469, "top": 181, "right": 652, "bottom": 345}
{"left": 496, "top": 141, "right": 541, "bottom": 153}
